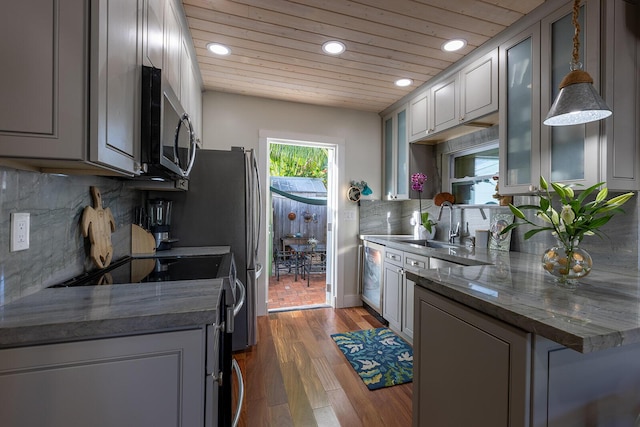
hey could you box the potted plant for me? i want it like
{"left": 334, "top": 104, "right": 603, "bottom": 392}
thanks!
{"left": 502, "top": 176, "right": 633, "bottom": 286}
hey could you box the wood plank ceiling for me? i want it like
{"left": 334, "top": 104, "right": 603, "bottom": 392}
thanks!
{"left": 182, "top": 0, "right": 545, "bottom": 113}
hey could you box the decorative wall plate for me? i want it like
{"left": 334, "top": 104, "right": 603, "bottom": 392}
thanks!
{"left": 489, "top": 213, "right": 514, "bottom": 251}
{"left": 347, "top": 186, "right": 361, "bottom": 202}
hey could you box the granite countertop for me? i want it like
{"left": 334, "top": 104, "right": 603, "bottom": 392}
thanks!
{"left": 362, "top": 235, "right": 640, "bottom": 354}
{"left": 0, "top": 246, "right": 230, "bottom": 349}
{"left": 132, "top": 246, "right": 231, "bottom": 258}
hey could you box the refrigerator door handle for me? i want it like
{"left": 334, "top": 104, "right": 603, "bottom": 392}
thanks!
{"left": 234, "top": 279, "right": 246, "bottom": 317}
{"left": 255, "top": 263, "right": 263, "bottom": 279}
{"left": 253, "top": 153, "right": 262, "bottom": 255}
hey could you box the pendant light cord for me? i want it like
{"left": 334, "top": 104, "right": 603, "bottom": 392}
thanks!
{"left": 571, "top": 0, "right": 581, "bottom": 69}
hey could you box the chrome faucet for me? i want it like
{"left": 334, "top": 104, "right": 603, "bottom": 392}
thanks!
{"left": 437, "top": 201, "right": 460, "bottom": 244}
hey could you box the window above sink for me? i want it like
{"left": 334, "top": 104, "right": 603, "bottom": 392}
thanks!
{"left": 448, "top": 143, "right": 499, "bottom": 205}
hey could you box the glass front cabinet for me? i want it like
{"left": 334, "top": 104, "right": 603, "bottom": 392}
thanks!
{"left": 383, "top": 104, "right": 409, "bottom": 200}
{"left": 500, "top": 0, "right": 599, "bottom": 194}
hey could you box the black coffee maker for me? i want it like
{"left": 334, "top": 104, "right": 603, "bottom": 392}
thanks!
{"left": 147, "top": 199, "right": 177, "bottom": 250}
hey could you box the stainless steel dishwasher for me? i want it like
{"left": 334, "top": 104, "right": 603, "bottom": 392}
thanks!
{"left": 359, "top": 240, "right": 385, "bottom": 315}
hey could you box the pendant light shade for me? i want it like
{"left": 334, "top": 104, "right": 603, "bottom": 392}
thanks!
{"left": 543, "top": 0, "right": 612, "bottom": 126}
{"left": 543, "top": 69, "right": 612, "bottom": 126}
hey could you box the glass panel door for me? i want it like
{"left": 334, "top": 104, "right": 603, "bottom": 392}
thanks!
{"left": 396, "top": 110, "right": 408, "bottom": 197}
{"left": 499, "top": 24, "right": 540, "bottom": 194}
{"left": 549, "top": 7, "right": 586, "bottom": 182}
{"left": 384, "top": 116, "right": 394, "bottom": 198}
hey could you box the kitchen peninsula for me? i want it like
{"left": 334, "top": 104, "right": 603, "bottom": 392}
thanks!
{"left": 364, "top": 236, "right": 640, "bottom": 426}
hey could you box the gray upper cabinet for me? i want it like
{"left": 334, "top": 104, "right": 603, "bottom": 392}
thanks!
{"left": 499, "top": 0, "right": 639, "bottom": 194}
{"left": 408, "top": 90, "right": 430, "bottom": 143}
{"left": 600, "top": 0, "right": 640, "bottom": 191}
{"left": 539, "top": 0, "right": 600, "bottom": 189}
{"left": 90, "top": 0, "right": 142, "bottom": 175}
{"left": 499, "top": 24, "right": 542, "bottom": 194}
{"left": 181, "top": 38, "right": 203, "bottom": 143}
{"left": 0, "top": 1, "right": 88, "bottom": 164}
{"left": 459, "top": 49, "right": 499, "bottom": 124}
{"left": 0, "top": 0, "right": 203, "bottom": 177}
{"left": 430, "top": 74, "right": 459, "bottom": 134}
{"left": 164, "top": 0, "right": 183, "bottom": 95}
{"left": 406, "top": 48, "right": 498, "bottom": 143}
{"left": 383, "top": 104, "right": 409, "bottom": 200}
{"left": 0, "top": 0, "right": 140, "bottom": 176}
{"left": 144, "top": 0, "right": 165, "bottom": 68}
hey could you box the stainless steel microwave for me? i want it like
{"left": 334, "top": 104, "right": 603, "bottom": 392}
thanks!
{"left": 141, "top": 66, "right": 197, "bottom": 180}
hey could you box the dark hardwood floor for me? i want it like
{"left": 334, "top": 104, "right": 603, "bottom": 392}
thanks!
{"left": 233, "top": 307, "right": 413, "bottom": 426}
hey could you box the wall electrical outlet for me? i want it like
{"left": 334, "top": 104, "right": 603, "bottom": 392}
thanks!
{"left": 10, "top": 213, "right": 30, "bottom": 252}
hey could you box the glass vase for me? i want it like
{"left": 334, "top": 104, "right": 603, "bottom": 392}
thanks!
{"left": 542, "top": 239, "right": 592, "bottom": 287}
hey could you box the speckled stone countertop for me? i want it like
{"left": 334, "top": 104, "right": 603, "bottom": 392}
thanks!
{"left": 0, "top": 246, "right": 230, "bottom": 349}
{"left": 362, "top": 236, "right": 640, "bottom": 354}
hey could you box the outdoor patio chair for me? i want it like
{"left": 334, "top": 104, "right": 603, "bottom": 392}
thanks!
{"left": 302, "top": 251, "right": 326, "bottom": 287}
{"left": 273, "top": 245, "right": 296, "bottom": 281}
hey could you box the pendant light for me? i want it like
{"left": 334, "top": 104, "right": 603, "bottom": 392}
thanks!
{"left": 543, "top": 0, "right": 612, "bottom": 126}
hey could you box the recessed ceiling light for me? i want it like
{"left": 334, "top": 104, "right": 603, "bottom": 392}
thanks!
{"left": 207, "top": 43, "right": 231, "bottom": 56}
{"left": 395, "top": 78, "right": 413, "bottom": 87}
{"left": 442, "top": 39, "right": 467, "bottom": 52}
{"left": 322, "top": 40, "right": 346, "bottom": 55}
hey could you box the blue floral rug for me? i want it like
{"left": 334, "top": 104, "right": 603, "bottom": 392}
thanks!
{"left": 331, "top": 327, "right": 413, "bottom": 390}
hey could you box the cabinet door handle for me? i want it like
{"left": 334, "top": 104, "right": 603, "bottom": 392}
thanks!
{"left": 210, "top": 370, "right": 223, "bottom": 385}
{"left": 410, "top": 260, "right": 419, "bottom": 266}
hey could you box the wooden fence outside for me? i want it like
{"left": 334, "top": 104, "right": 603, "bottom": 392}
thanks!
{"left": 271, "top": 195, "right": 327, "bottom": 248}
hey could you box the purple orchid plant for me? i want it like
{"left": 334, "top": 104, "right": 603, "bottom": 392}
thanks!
{"left": 411, "top": 173, "right": 435, "bottom": 233}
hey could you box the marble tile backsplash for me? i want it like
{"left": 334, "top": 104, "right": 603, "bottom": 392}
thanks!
{"left": 0, "top": 166, "right": 141, "bottom": 305}
{"left": 360, "top": 193, "right": 639, "bottom": 270}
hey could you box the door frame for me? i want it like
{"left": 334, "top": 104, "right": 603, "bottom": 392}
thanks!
{"left": 257, "top": 130, "right": 345, "bottom": 316}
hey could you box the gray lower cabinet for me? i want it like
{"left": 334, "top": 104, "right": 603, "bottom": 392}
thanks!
{"left": 532, "top": 336, "right": 640, "bottom": 427}
{"left": 382, "top": 249, "right": 403, "bottom": 333}
{"left": 0, "top": 329, "right": 205, "bottom": 427}
{"left": 413, "top": 286, "right": 530, "bottom": 427}
{"left": 414, "top": 283, "right": 640, "bottom": 426}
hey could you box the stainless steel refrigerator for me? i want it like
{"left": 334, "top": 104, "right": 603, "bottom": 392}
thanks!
{"left": 162, "top": 147, "right": 262, "bottom": 351}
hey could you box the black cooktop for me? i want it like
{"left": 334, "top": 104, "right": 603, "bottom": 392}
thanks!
{"left": 51, "top": 254, "right": 229, "bottom": 287}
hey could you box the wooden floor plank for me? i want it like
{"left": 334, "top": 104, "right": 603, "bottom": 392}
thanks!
{"left": 280, "top": 361, "right": 318, "bottom": 426}
{"left": 289, "top": 341, "right": 331, "bottom": 409}
{"left": 268, "top": 403, "right": 295, "bottom": 427}
{"left": 326, "top": 388, "right": 365, "bottom": 427}
{"left": 240, "top": 307, "right": 412, "bottom": 426}
{"left": 313, "top": 405, "right": 341, "bottom": 427}
{"left": 311, "top": 356, "right": 342, "bottom": 391}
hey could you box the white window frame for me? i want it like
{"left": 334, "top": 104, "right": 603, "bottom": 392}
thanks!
{"left": 445, "top": 141, "right": 499, "bottom": 205}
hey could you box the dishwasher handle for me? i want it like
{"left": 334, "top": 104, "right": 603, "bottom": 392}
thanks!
{"left": 357, "top": 244, "right": 363, "bottom": 295}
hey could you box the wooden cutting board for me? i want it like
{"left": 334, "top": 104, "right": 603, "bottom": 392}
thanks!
{"left": 81, "top": 186, "right": 116, "bottom": 269}
{"left": 434, "top": 192, "right": 455, "bottom": 206}
{"left": 131, "top": 224, "right": 157, "bottom": 255}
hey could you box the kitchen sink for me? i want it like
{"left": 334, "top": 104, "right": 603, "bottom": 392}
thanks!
{"left": 398, "top": 239, "right": 459, "bottom": 249}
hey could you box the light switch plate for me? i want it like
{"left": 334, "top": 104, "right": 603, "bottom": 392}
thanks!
{"left": 10, "top": 212, "right": 30, "bottom": 252}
